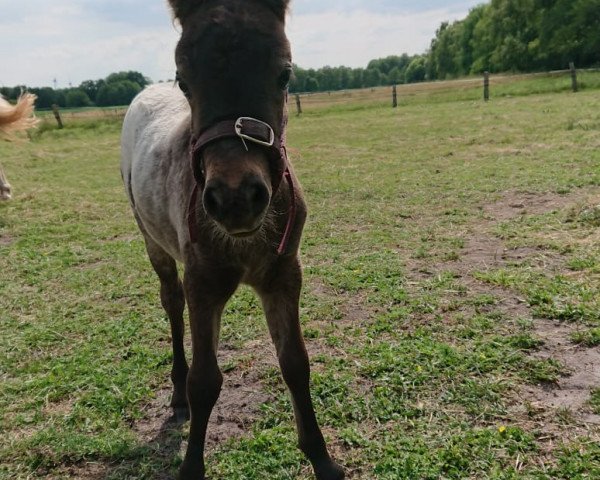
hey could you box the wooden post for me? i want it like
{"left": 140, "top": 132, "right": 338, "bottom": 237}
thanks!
{"left": 295, "top": 93, "right": 302, "bottom": 116}
{"left": 569, "top": 62, "right": 578, "bottom": 92}
{"left": 51, "top": 104, "right": 63, "bottom": 129}
{"left": 483, "top": 71, "right": 490, "bottom": 102}
{"left": 392, "top": 85, "right": 398, "bottom": 108}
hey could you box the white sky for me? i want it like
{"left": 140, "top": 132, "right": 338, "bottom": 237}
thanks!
{"left": 0, "top": 0, "right": 484, "bottom": 88}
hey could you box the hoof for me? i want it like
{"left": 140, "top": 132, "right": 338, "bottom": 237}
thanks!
{"left": 0, "top": 183, "right": 11, "bottom": 201}
{"left": 170, "top": 389, "right": 189, "bottom": 423}
{"left": 171, "top": 405, "right": 190, "bottom": 424}
{"left": 314, "top": 460, "right": 345, "bottom": 480}
{"left": 178, "top": 443, "right": 205, "bottom": 480}
{"left": 177, "top": 461, "right": 205, "bottom": 480}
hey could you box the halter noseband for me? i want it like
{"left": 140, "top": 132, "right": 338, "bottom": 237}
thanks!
{"left": 187, "top": 107, "right": 296, "bottom": 256}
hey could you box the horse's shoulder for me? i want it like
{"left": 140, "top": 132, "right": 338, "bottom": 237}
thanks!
{"left": 134, "top": 83, "right": 187, "bottom": 111}
{"left": 123, "top": 84, "right": 189, "bottom": 150}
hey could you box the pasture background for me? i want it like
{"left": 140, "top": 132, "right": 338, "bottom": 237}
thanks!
{"left": 1, "top": 76, "right": 600, "bottom": 479}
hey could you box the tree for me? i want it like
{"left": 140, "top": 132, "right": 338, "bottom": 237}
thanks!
{"left": 96, "top": 80, "right": 141, "bottom": 106}
{"left": 387, "top": 67, "right": 403, "bottom": 85}
{"left": 540, "top": 0, "right": 600, "bottom": 68}
{"left": 289, "top": 64, "right": 307, "bottom": 93}
{"left": 405, "top": 57, "right": 427, "bottom": 83}
{"left": 351, "top": 69, "right": 364, "bottom": 89}
{"left": 66, "top": 89, "right": 92, "bottom": 108}
{"left": 29, "top": 87, "right": 56, "bottom": 109}
{"left": 428, "top": 21, "right": 464, "bottom": 79}
{"left": 0, "top": 86, "right": 26, "bottom": 102}
{"left": 79, "top": 79, "right": 105, "bottom": 103}
{"left": 364, "top": 68, "right": 382, "bottom": 87}
{"left": 304, "top": 77, "right": 319, "bottom": 92}
{"left": 105, "top": 71, "right": 151, "bottom": 89}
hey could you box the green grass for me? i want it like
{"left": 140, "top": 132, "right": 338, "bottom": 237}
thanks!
{"left": 571, "top": 328, "right": 600, "bottom": 347}
{"left": 1, "top": 79, "right": 599, "bottom": 479}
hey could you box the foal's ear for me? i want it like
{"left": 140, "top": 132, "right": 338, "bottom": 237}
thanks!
{"left": 168, "top": 0, "right": 202, "bottom": 22}
{"left": 262, "top": 0, "right": 290, "bottom": 20}
{"left": 168, "top": 0, "right": 290, "bottom": 22}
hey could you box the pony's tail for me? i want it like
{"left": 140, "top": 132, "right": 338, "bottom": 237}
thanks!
{"left": 0, "top": 93, "right": 39, "bottom": 137}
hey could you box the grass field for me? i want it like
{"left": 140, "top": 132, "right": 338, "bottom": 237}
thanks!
{"left": 1, "top": 77, "right": 599, "bottom": 479}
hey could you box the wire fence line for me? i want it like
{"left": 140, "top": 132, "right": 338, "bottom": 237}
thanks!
{"left": 292, "top": 67, "right": 600, "bottom": 112}
{"left": 41, "top": 67, "right": 600, "bottom": 125}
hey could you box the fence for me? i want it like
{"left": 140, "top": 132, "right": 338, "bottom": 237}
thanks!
{"left": 291, "top": 66, "right": 600, "bottom": 115}
{"left": 38, "top": 106, "right": 127, "bottom": 127}
{"left": 41, "top": 67, "right": 600, "bottom": 127}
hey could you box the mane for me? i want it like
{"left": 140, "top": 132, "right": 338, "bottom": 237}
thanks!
{"left": 0, "top": 93, "right": 39, "bottom": 138}
{"left": 169, "top": 0, "right": 290, "bottom": 23}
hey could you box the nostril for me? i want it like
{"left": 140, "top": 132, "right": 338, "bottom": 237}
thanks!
{"left": 252, "top": 183, "right": 269, "bottom": 205}
{"left": 247, "top": 181, "right": 270, "bottom": 214}
{"left": 203, "top": 185, "right": 223, "bottom": 218}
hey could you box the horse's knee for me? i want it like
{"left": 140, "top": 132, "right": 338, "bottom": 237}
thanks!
{"left": 187, "top": 360, "right": 223, "bottom": 410}
{"left": 278, "top": 345, "right": 310, "bottom": 388}
{"left": 159, "top": 274, "right": 184, "bottom": 309}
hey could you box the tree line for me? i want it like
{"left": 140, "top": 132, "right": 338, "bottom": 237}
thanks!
{"left": 289, "top": 54, "right": 427, "bottom": 93}
{"left": 0, "top": 71, "right": 151, "bottom": 109}
{"left": 290, "top": 0, "right": 599, "bottom": 91}
{"left": 2, "top": 0, "right": 598, "bottom": 105}
{"left": 426, "top": 0, "right": 600, "bottom": 80}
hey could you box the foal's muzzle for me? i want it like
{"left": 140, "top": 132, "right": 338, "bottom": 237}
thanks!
{"left": 187, "top": 111, "right": 297, "bottom": 254}
{"left": 203, "top": 175, "right": 270, "bottom": 235}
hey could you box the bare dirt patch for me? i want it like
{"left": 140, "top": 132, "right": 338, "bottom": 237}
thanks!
{"left": 483, "top": 190, "right": 576, "bottom": 222}
{"left": 0, "top": 232, "right": 15, "bottom": 246}
{"left": 134, "top": 342, "right": 276, "bottom": 453}
{"left": 474, "top": 191, "right": 600, "bottom": 424}
{"left": 310, "top": 278, "right": 375, "bottom": 327}
{"left": 47, "top": 461, "right": 106, "bottom": 480}
{"left": 527, "top": 319, "right": 600, "bottom": 419}
{"left": 411, "top": 189, "right": 600, "bottom": 436}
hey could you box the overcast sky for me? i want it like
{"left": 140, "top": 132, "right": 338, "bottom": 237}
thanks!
{"left": 0, "top": 0, "right": 483, "bottom": 88}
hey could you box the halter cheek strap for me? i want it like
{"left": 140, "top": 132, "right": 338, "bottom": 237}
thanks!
{"left": 187, "top": 108, "right": 296, "bottom": 255}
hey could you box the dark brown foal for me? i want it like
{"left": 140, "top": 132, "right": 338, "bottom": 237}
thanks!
{"left": 120, "top": 0, "right": 344, "bottom": 479}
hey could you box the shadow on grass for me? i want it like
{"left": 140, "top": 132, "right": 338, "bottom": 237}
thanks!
{"left": 101, "top": 410, "right": 189, "bottom": 480}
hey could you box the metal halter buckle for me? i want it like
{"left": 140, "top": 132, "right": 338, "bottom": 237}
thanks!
{"left": 234, "top": 117, "right": 275, "bottom": 152}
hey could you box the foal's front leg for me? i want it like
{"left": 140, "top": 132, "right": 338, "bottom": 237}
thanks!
{"left": 0, "top": 164, "right": 12, "bottom": 200}
{"left": 258, "top": 258, "right": 345, "bottom": 480}
{"left": 178, "top": 266, "right": 239, "bottom": 480}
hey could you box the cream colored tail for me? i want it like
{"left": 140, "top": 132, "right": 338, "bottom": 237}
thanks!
{"left": 0, "top": 93, "right": 39, "bottom": 137}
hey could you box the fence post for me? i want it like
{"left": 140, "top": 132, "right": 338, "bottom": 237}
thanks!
{"left": 569, "top": 62, "right": 578, "bottom": 92}
{"left": 295, "top": 93, "right": 302, "bottom": 116}
{"left": 483, "top": 71, "right": 490, "bottom": 102}
{"left": 51, "top": 104, "right": 64, "bottom": 129}
{"left": 392, "top": 85, "right": 398, "bottom": 108}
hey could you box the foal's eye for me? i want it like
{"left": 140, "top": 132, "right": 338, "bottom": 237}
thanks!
{"left": 176, "top": 72, "right": 191, "bottom": 98}
{"left": 179, "top": 81, "right": 191, "bottom": 98}
{"left": 278, "top": 68, "right": 292, "bottom": 90}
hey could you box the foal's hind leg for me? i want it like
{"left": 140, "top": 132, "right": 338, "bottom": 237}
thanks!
{"left": 258, "top": 259, "right": 345, "bottom": 480}
{"left": 143, "top": 236, "right": 189, "bottom": 415}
